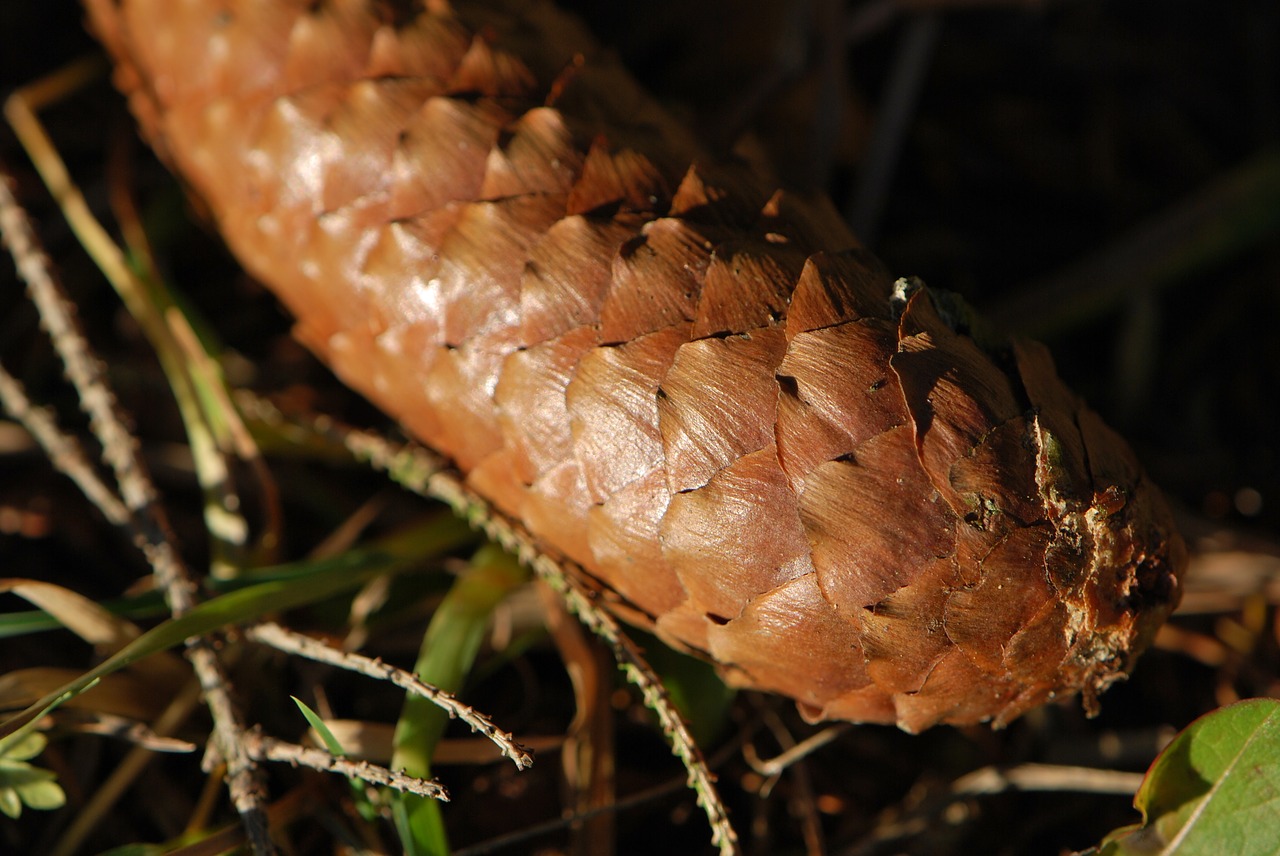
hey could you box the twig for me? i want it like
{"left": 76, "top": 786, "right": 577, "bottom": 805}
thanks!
{"left": 0, "top": 173, "right": 131, "bottom": 528}
{"left": 755, "top": 707, "right": 828, "bottom": 855}
{"left": 744, "top": 722, "right": 851, "bottom": 778}
{"left": 244, "top": 731, "right": 449, "bottom": 800}
{"left": 50, "top": 681, "right": 205, "bottom": 856}
{"left": 251, "top": 401, "right": 741, "bottom": 855}
{"left": 533, "top": 567, "right": 738, "bottom": 856}
{"left": 243, "top": 622, "right": 533, "bottom": 770}
{"left": 6, "top": 84, "right": 275, "bottom": 854}
{"left": 846, "top": 762, "right": 1144, "bottom": 855}
{"left": 950, "top": 762, "right": 1145, "bottom": 796}
{"left": 0, "top": 360, "right": 130, "bottom": 531}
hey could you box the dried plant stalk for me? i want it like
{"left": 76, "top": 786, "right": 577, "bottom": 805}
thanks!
{"left": 81, "top": 0, "right": 1186, "bottom": 731}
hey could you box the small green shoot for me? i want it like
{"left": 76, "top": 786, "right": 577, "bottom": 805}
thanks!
{"left": 291, "top": 697, "right": 347, "bottom": 757}
{"left": 0, "top": 731, "right": 66, "bottom": 819}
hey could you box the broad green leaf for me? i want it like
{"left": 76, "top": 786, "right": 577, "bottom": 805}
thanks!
{"left": 0, "top": 763, "right": 58, "bottom": 787}
{"left": 1097, "top": 698, "right": 1280, "bottom": 855}
{"left": 0, "top": 729, "right": 65, "bottom": 817}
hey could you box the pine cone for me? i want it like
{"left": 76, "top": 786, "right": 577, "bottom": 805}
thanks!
{"left": 83, "top": 0, "right": 1186, "bottom": 731}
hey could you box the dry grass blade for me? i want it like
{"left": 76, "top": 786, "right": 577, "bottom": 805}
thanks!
{"left": 7, "top": 64, "right": 261, "bottom": 578}
{"left": 5, "top": 72, "right": 273, "bottom": 854}
{"left": 47, "top": 681, "right": 204, "bottom": 856}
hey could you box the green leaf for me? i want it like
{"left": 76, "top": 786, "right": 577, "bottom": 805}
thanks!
{"left": 391, "top": 545, "right": 528, "bottom": 856}
{"left": 1097, "top": 698, "right": 1280, "bottom": 855}
{"left": 0, "top": 788, "right": 20, "bottom": 819}
{"left": 292, "top": 696, "right": 347, "bottom": 757}
{"left": 0, "top": 681, "right": 95, "bottom": 759}
{"left": 15, "top": 778, "right": 65, "bottom": 811}
{"left": 0, "top": 731, "right": 46, "bottom": 762}
{"left": 0, "top": 763, "right": 58, "bottom": 787}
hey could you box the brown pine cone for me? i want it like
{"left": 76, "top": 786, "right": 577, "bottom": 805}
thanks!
{"left": 82, "top": 0, "right": 1186, "bottom": 731}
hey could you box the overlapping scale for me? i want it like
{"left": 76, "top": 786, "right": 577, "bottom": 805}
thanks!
{"left": 84, "top": 0, "right": 1186, "bottom": 730}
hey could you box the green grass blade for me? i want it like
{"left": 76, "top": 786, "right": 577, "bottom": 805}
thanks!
{"left": 391, "top": 545, "right": 528, "bottom": 856}
{"left": 0, "top": 513, "right": 472, "bottom": 741}
{"left": 292, "top": 697, "right": 346, "bottom": 757}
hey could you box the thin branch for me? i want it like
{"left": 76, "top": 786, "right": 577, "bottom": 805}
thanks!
{"left": 5, "top": 84, "right": 275, "bottom": 854}
{"left": 756, "top": 707, "right": 828, "bottom": 855}
{"left": 251, "top": 401, "right": 741, "bottom": 855}
{"left": 244, "top": 622, "right": 533, "bottom": 770}
{"left": 244, "top": 731, "right": 449, "bottom": 800}
{"left": 744, "top": 722, "right": 851, "bottom": 779}
{"left": 0, "top": 172, "right": 131, "bottom": 527}
{"left": 50, "top": 681, "right": 205, "bottom": 856}
{"left": 951, "top": 763, "right": 1145, "bottom": 797}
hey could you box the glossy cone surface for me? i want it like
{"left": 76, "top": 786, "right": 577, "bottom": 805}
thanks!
{"left": 84, "top": 0, "right": 1186, "bottom": 730}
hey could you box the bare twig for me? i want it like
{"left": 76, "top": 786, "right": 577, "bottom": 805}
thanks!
{"left": 7, "top": 66, "right": 256, "bottom": 577}
{"left": 532, "top": 566, "right": 738, "bottom": 855}
{"left": 244, "top": 731, "right": 449, "bottom": 800}
{"left": 744, "top": 722, "right": 851, "bottom": 779}
{"left": 50, "top": 681, "right": 205, "bottom": 856}
{"left": 846, "top": 762, "right": 1144, "bottom": 855}
{"left": 754, "top": 707, "right": 828, "bottom": 855}
{"left": 248, "top": 401, "right": 741, "bottom": 855}
{"left": 0, "top": 173, "right": 130, "bottom": 527}
{"left": 243, "top": 622, "right": 533, "bottom": 770}
{"left": 950, "top": 762, "right": 1145, "bottom": 796}
{"left": 0, "top": 359, "right": 129, "bottom": 527}
{"left": 6, "top": 82, "right": 275, "bottom": 854}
